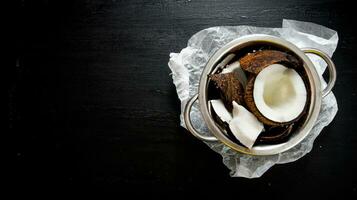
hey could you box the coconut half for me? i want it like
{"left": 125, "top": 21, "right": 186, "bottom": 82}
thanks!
{"left": 246, "top": 64, "right": 307, "bottom": 125}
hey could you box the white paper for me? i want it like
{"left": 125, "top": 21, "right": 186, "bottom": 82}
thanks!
{"left": 168, "top": 19, "right": 338, "bottom": 178}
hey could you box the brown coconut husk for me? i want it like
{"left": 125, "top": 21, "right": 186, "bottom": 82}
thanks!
{"left": 258, "top": 124, "right": 294, "bottom": 144}
{"left": 239, "top": 50, "right": 300, "bottom": 74}
{"left": 209, "top": 71, "right": 244, "bottom": 112}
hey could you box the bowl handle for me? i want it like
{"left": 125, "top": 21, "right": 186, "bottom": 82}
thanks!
{"left": 303, "top": 48, "right": 337, "bottom": 98}
{"left": 183, "top": 94, "right": 218, "bottom": 142}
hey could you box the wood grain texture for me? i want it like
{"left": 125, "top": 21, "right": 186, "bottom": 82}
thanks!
{"left": 13, "top": 0, "right": 357, "bottom": 196}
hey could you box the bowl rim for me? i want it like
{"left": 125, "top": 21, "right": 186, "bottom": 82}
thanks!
{"left": 198, "top": 34, "right": 322, "bottom": 155}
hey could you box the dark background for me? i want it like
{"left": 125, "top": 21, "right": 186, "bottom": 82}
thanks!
{"left": 13, "top": 0, "right": 356, "bottom": 196}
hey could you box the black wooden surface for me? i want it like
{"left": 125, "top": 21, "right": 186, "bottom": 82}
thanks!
{"left": 13, "top": 0, "right": 356, "bottom": 196}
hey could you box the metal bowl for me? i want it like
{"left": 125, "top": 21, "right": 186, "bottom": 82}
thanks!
{"left": 183, "top": 34, "right": 336, "bottom": 156}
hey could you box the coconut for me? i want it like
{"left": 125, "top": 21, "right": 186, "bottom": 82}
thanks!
{"left": 221, "top": 61, "right": 248, "bottom": 87}
{"left": 244, "top": 64, "right": 308, "bottom": 126}
{"left": 258, "top": 124, "right": 294, "bottom": 144}
{"left": 209, "top": 99, "right": 232, "bottom": 123}
{"left": 228, "top": 101, "right": 264, "bottom": 149}
{"left": 239, "top": 50, "right": 300, "bottom": 74}
{"left": 210, "top": 72, "right": 245, "bottom": 112}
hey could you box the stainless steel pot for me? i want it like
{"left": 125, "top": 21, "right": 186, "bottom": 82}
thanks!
{"left": 183, "top": 34, "right": 336, "bottom": 155}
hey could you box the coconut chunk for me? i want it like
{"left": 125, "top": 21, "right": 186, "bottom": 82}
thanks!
{"left": 258, "top": 124, "right": 294, "bottom": 143}
{"left": 210, "top": 72, "right": 245, "bottom": 111}
{"left": 209, "top": 99, "right": 232, "bottom": 123}
{"left": 239, "top": 50, "right": 300, "bottom": 74}
{"left": 228, "top": 101, "right": 264, "bottom": 149}
{"left": 222, "top": 61, "right": 247, "bottom": 87}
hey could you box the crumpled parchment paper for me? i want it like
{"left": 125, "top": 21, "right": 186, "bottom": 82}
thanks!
{"left": 168, "top": 19, "right": 338, "bottom": 178}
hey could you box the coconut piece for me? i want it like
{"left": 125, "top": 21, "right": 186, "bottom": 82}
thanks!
{"left": 216, "top": 53, "right": 236, "bottom": 71}
{"left": 239, "top": 50, "right": 300, "bottom": 74}
{"left": 245, "top": 64, "right": 307, "bottom": 126}
{"left": 228, "top": 101, "right": 264, "bottom": 149}
{"left": 258, "top": 124, "right": 294, "bottom": 143}
{"left": 222, "top": 61, "right": 248, "bottom": 87}
{"left": 210, "top": 72, "right": 244, "bottom": 112}
{"left": 209, "top": 99, "right": 232, "bottom": 123}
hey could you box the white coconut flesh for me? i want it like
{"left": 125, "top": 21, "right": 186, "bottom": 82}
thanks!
{"left": 221, "top": 61, "right": 247, "bottom": 87}
{"left": 229, "top": 101, "right": 264, "bottom": 149}
{"left": 210, "top": 99, "right": 264, "bottom": 149}
{"left": 253, "top": 64, "right": 307, "bottom": 122}
{"left": 209, "top": 99, "right": 232, "bottom": 122}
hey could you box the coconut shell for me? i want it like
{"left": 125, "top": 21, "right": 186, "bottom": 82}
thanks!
{"left": 210, "top": 72, "right": 244, "bottom": 112}
{"left": 258, "top": 124, "right": 294, "bottom": 144}
{"left": 239, "top": 50, "right": 300, "bottom": 74}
